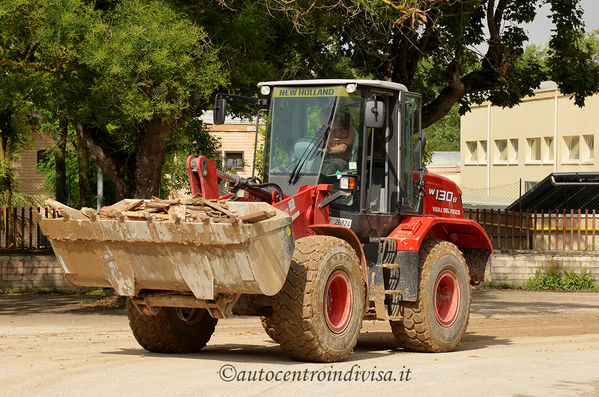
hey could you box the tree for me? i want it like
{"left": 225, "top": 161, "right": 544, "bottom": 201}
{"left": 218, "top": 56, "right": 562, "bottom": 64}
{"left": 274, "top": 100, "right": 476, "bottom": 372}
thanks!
{"left": 0, "top": 70, "right": 36, "bottom": 206}
{"left": 160, "top": 117, "right": 222, "bottom": 197}
{"left": 1, "top": 0, "right": 226, "bottom": 200}
{"left": 262, "top": 0, "right": 599, "bottom": 127}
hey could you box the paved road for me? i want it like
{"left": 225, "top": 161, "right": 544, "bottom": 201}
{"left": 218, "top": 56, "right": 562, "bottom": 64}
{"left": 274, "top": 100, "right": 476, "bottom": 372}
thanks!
{"left": 1, "top": 290, "right": 598, "bottom": 397}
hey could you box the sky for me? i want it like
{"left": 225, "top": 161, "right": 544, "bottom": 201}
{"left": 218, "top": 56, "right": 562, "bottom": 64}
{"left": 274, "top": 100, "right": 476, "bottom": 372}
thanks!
{"left": 524, "top": 0, "right": 599, "bottom": 45}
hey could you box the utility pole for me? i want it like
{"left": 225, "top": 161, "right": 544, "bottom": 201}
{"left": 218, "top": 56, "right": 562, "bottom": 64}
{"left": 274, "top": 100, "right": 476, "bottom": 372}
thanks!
{"left": 97, "top": 166, "right": 104, "bottom": 210}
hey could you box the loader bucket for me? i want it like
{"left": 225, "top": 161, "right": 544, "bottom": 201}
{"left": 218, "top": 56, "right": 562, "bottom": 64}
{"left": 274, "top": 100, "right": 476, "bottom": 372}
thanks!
{"left": 37, "top": 201, "right": 294, "bottom": 300}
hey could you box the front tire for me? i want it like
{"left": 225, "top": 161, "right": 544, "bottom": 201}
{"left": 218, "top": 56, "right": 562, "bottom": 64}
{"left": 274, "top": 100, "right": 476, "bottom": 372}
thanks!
{"left": 260, "top": 315, "right": 278, "bottom": 342}
{"left": 127, "top": 299, "right": 218, "bottom": 353}
{"left": 271, "top": 236, "right": 365, "bottom": 362}
{"left": 390, "top": 239, "right": 470, "bottom": 352}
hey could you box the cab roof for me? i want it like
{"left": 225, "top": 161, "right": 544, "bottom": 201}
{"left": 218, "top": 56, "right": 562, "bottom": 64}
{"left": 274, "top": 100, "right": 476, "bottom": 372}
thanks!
{"left": 257, "top": 79, "right": 408, "bottom": 92}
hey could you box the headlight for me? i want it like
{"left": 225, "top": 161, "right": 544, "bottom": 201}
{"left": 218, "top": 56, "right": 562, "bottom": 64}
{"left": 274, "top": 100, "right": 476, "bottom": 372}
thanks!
{"left": 260, "top": 86, "right": 271, "bottom": 96}
{"left": 346, "top": 83, "right": 357, "bottom": 94}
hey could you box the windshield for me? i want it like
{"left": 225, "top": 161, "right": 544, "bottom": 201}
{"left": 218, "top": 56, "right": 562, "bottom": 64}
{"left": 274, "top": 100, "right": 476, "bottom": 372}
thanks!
{"left": 265, "top": 86, "right": 362, "bottom": 183}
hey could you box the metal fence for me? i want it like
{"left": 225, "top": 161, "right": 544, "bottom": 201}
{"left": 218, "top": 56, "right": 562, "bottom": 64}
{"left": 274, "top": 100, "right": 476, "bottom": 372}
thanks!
{"left": 2, "top": 206, "right": 597, "bottom": 252}
{"left": 464, "top": 208, "right": 598, "bottom": 252}
{"left": 0, "top": 207, "right": 58, "bottom": 249}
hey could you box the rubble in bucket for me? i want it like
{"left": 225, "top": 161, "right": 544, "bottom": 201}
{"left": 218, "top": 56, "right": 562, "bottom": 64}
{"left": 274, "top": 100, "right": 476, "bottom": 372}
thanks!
{"left": 44, "top": 196, "right": 276, "bottom": 224}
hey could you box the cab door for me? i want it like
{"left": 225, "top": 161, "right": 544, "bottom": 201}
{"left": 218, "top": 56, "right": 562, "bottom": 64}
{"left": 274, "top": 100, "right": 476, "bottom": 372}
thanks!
{"left": 400, "top": 92, "right": 423, "bottom": 213}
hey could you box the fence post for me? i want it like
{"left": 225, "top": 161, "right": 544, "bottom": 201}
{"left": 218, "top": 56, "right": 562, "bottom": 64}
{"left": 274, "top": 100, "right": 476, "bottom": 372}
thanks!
{"left": 511, "top": 210, "right": 515, "bottom": 250}
{"left": 570, "top": 209, "right": 574, "bottom": 250}
{"left": 497, "top": 209, "right": 501, "bottom": 249}
{"left": 12, "top": 207, "right": 17, "bottom": 248}
{"left": 29, "top": 207, "right": 33, "bottom": 248}
{"left": 20, "top": 207, "right": 25, "bottom": 248}
{"left": 5, "top": 207, "right": 9, "bottom": 247}
{"left": 556, "top": 209, "right": 559, "bottom": 250}
{"left": 490, "top": 209, "right": 494, "bottom": 249}
{"left": 519, "top": 209, "right": 523, "bottom": 250}
{"left": 563, "top": 209, "right": 566, "bottom": 251}
{"left": 503, "top": 209, "right": 508, "bottom": 250}
{"left": 548, "top": 209, "right": 552, "bottom": 250}
{"left": 526, "top": 209, "right": 530, "bottom": 249}
{"left": 593, "top": 209, "right": 596, "bottom": 251}
{"left": 483, "top": 209, "right": 487, "bottom": 236}
{"left": 585, "top": 209, "right": 591, "bottom": 249}
{"left": 578, "top": 209, "right": 582, "bottom": 251}
{"left": 37, "top": 207, "right": 42, "bottom": 249}
{"left": 533, "top": 210, "right": 538, "bottom": 250}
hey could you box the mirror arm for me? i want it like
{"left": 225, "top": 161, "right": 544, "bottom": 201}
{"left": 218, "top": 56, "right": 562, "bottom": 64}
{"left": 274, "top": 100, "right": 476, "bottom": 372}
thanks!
{"left": 216, "top": 93, "right": 269, "bottom": 108}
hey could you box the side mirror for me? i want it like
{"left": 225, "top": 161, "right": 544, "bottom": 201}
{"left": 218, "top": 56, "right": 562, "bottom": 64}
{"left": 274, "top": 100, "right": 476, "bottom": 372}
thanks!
{"left": 364, "top": 100, "right": 385, "bottom": 129}
{"left": 213, "top": 97, "right": 227, "bottom": 125}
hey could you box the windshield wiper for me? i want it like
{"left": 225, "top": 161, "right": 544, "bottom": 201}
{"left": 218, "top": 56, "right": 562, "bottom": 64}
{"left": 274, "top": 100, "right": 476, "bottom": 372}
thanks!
{"left": 288, "top": 126, "right": 328, "bottom": 185}
{"left": 288, "top": 101, "right": 337, "bottom": 185}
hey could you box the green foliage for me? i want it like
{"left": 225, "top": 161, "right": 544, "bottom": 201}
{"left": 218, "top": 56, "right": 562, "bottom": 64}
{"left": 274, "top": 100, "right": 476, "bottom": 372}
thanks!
{"left": 423, "top": 104, "right": 460, "bottom": 165}
{"left": 259, "top": 0, "right": 599, "bottom": 126}
{"left": 0, "top": 69, "right": 35, "bottom": 203}
{"left": 254, "top": 126, "right": 266, "bottom": 181}
{"left": 1, "top": 0, "right": 226, "bottom": 199}
{"left": 522, "top": 268, "right": 599, "bottom": 291}
{"left": 79, "top": 0, "right": 225, "bottom": 124}
{"left": 159, "top": 117, "right": 221, "bottom": 197}
{"left": 85, "top": 288, "right": 111, "bottom": 296}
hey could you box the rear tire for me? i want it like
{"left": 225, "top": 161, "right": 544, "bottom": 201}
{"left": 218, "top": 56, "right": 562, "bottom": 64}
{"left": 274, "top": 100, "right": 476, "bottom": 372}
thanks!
{"left": 127, "top": 299, "right": 217, "bottom": 353}
{"left": 390, "top": 239, "right": 470, "bottom": 352}
{"left": 260, "top": 316, "right": 278, "bottom": 342}
{"left": 271, "top": 236, "right": 365, "bottom": 362}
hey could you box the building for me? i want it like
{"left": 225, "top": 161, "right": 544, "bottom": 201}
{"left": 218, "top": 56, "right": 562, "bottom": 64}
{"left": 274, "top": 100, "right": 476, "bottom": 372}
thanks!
{"left": 201, "top": 111, "right": 262, "bottom": 178}
{"left": 11, "top": 132, "right": 54, "bottom": 198}
{"left": 460, "top": 81, "right": 599, "bottom": 207}
{"left": 426, "top": 151, "right": 460, "bottom": 186}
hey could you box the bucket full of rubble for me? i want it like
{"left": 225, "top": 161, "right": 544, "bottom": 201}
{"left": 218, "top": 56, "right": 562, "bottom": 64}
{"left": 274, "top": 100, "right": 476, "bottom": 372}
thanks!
{"left": 36, "top": 197, "right": 294, "bottom": 300}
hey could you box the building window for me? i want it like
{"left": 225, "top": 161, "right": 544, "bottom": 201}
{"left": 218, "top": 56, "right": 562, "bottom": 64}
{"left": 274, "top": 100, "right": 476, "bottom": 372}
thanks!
{"left": 479, "top": 140, "right": 487, "bottom": 164}
{"left": 466, "top": 141, "right": 477, "bottom": 163}
{"left": 224, "top": 152, "right": 244, "bottom": 170}
{"left": 564, "top": 135, "right": 580, "bottom": 162}
{"left": 509, "top": 139, "right": 518, "bottom": 163}
{"left": 37, "top": 149, "right": 50, "bottom": 166}
{"left": 583, "top": 134, "right": 594, "bottom": 162}
{"left": 543, "top": 137, "right": 554, "bottom": 163}
{"left": 494, "top": 139, "right": 507, "bottom": 163}
{"left": 527, "top": 138, "right": 541, "bottom": 162}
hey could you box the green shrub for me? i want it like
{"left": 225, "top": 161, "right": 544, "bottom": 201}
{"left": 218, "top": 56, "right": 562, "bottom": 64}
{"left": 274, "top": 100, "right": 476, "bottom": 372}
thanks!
{"left": 522, "top": 268, "right": 599, "bottom": 291}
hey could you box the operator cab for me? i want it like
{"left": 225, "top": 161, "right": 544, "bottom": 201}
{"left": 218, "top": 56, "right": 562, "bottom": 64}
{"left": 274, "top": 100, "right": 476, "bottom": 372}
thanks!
{"left": 258, "top": 80, "right": 425, "bottom": 241}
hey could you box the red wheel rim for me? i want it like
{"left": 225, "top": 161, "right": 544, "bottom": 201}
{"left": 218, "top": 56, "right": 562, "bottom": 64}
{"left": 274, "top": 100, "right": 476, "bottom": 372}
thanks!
{"left": 324, "top": 270, "right": 353, "bottom": 333}
{"left": 434, "top": 270, "right": 460, "bottom": 327}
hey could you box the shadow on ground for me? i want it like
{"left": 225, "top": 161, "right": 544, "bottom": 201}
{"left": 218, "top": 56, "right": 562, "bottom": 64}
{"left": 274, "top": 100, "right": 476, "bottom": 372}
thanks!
{"left": 0, "top": 294, "right": 125, "bottom": 316}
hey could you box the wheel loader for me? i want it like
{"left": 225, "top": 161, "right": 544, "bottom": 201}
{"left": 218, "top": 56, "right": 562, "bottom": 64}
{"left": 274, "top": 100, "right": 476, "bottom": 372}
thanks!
{"left": 37, "top": 79, "right": 492, "bottom": 363}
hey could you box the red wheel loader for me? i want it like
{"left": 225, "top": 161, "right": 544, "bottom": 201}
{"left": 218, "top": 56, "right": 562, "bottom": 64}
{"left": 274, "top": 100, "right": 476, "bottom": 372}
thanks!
{"left": 38, "top": 79, "right": 492, "bottom": 362}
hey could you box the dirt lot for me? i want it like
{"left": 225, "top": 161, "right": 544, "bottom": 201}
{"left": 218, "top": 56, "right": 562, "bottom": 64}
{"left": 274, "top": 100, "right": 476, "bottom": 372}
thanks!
{"left": 1, "top": 289, "right": 599, "bottom": 397}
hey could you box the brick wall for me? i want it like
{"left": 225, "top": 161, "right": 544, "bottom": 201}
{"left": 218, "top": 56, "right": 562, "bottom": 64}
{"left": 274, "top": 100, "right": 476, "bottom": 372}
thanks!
{"left": 0, "top": 251, "right": 74, "bottom": 290}
{"left": 2, "top": 250, "right": 598, "bottom": 291}
{"left": 490, "top": 251, "right": 599, "bottom": 286}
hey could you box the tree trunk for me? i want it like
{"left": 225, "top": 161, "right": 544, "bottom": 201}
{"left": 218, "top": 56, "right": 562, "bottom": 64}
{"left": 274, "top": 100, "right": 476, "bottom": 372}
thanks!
{"left": 0, "top": 109, "right": 14, "bottom": 207}
{"left": 54, "top": 118, "right": 68, "bottom": 204}
{"left": 135, "top": 118, "right": 175, "bottom": 198}
{"left": 73, "top": 120, "right": 135, "bottom": 200}
{"left": 74, "top": 130, "right": 92, "bottom": 208}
